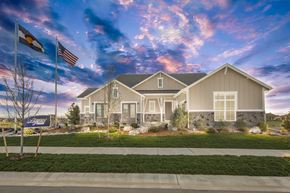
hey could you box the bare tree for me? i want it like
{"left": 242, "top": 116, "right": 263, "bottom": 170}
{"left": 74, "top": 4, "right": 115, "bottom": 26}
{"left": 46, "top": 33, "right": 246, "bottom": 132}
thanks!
{"left": 103, "top": 80, "right": 120, "bottom": 137}
{"left": 2, "top": 64, "right": 41, "bottom": 157}
{"left": 102, "top": 65, "right": 120, "bottom": 137}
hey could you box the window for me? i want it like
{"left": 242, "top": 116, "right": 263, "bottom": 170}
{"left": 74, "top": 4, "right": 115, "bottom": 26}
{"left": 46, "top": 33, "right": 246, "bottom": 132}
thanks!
{"left": 112, "top": 86, "right": 118, "bottom": 98}
{"left": 214, "top": 92, "right": 237, "bottom": 122}
{"left": 84, "top": 106, "right": 90, "bottom": 114}
{"left": 95, "top": 103, "right": 108, "bottom": 118}
{"left": 157, "top": 78, "right": 163, "bottom": 88}
{"left": 149, "top": 100, "right": 156, "bottom": 112}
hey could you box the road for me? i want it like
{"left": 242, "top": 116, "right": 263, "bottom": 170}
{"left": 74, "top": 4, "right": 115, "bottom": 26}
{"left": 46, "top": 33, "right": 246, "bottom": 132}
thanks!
{"left": 0, "top": 186, "right": 279, "bottom": 193}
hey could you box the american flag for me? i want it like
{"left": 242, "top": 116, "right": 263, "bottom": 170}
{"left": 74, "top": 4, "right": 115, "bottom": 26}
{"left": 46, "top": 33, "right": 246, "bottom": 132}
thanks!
{"left": 58, "top": 42, "right": 78, "bottom": 66}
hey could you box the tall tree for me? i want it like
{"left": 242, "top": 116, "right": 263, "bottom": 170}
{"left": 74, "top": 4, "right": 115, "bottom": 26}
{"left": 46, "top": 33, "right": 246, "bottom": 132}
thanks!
{"left": 66, "top": 103, "right": 80, "bottom": 125}
{"left": 2, "top": 64, "right": 41, "bottom": 157}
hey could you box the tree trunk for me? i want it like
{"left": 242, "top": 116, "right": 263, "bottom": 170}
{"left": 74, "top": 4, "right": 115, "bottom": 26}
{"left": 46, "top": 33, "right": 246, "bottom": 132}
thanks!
{"left": 20, "top": 125, "right": 24, "bottom": 156}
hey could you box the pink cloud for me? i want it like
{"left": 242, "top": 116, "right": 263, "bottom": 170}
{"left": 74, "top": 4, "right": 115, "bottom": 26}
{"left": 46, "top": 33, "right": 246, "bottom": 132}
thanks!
{"left": 200, "top": 0, "right": 229, "bottom": 10}
{"left": 194, "top": 14, "right": 214, "bottom": 39}
{"left": 157, "top": 55, "right": 182, "bottom": 73}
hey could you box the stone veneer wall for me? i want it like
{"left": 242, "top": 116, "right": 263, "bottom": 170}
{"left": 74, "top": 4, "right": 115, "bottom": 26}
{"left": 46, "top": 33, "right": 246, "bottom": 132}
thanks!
{"left": 145, "top": 114, "right": 161, "bottom": 122}
{"left": 189, "top": 111, "right": 265, "bottom": 128}
{"left": 80, "top": 113, "right": 121, "bottom": 125}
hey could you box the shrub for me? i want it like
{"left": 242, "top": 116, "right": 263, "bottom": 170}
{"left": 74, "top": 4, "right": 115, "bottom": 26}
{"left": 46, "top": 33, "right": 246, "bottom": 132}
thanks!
{"left": 109, "top": 127, "right": 117, "bottom": 133}
{"left": 24, "top": 128, "right": 34, "bottom": 136}
{"left": 149, "top": 126, "right": 159, "bottom": 133}
{"left": 194, "top": 119, "right": 206, "bottom": 129}
{"left": 206, "top": 127, "right": 217, "bottom": 134}
{"left": 236, "top": 119, "right": 248, "bottom": 133}
{"left": 214, "top": 121, "right": 230, "bottom": 133}
{"left": 258, "top": 122, "right": 268, "bottom": 132}
{"left": 282, "top": 111, "right": 290, "bottom": 131}
{"left": 171, "top": 106, "right": 188, "bottom": 129}
{"left": 130, "top": 122, "right": 139, "bottom": 129}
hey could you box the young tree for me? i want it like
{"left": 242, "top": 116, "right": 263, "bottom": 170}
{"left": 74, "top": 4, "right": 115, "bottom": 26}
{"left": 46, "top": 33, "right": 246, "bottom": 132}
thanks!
{"left": 66, "top": 103, "right": 80, "bottom": 125}
{"left": 2, "top": 64, "right": 41, "bottom": 157}
{"left": 282, "top": 111, "right": 290, "bottom": 131}
{"left": 171, "top": 106, "right": 188, "bottom": 130}
{"left": 103, "top": 80, "right": 120, "bottom": 136}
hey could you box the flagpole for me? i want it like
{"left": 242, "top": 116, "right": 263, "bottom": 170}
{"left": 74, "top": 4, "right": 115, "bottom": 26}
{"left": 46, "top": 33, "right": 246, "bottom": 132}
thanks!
{"left": 54, "top": 37, "right": 58, "bottom": 127}
{"left": 14, "top": 20, "right": 18, "bottom": 133}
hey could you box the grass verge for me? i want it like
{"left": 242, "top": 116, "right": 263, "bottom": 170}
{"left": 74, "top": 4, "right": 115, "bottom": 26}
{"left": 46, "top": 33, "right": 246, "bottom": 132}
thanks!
{"left": 1, "top": 133, "right": 289, "bottom": 149}
{"left": 0, "top": 154, "right": 289, "bottom": 176}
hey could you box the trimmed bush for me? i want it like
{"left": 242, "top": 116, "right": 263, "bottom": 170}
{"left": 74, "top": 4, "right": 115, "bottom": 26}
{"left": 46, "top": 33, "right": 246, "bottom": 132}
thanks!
{"left": 130, "top": 123, "right": 139, "bottom": 129}
{"left": 24, "top": 128, "right": 34, "bottom": 136}
{"left": 214, "top": 121, "right": 230, "bottom": 133}
{"left": 206, "top": 127, "right": 218, "bottom": 134}
{"left": 171, "top": 106, "right": 188, "bottom": 129}
{"left": 149, "top": 126, "right": 159, "bottom": 133}
{"left": 236, "top": 120, "right": 248, "bottom": 133}
{"left": 194, "top": 119, "right": 206, "bottom": 129}
{"left": 258, "top": 122, "right": 268, "bottom": 133}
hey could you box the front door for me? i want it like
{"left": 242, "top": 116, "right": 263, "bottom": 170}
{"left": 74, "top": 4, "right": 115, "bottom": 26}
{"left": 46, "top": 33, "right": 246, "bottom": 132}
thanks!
{"left": 122, "top": 103, "right": 136, "bottom": 124}
{"left": 165, "top": 101, "right": 173, "bottom": 121}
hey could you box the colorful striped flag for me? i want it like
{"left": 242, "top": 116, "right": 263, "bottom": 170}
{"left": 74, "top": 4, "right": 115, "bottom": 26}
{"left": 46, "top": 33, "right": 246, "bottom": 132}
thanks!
{"left": 57, "top": 42, "right": 78, "bottom": 66}
{"left": 18, "top": 25, "right": 44, "bottom": 53}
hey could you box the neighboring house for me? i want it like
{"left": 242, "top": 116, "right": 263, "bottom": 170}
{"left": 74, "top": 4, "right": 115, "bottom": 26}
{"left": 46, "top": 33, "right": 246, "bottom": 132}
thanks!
{"left": 77, "top": 64, "right": 272, "bottom": 127}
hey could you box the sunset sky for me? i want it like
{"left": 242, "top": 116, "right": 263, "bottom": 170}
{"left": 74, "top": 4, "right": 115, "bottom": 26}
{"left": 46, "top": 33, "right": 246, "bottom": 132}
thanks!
{"left": 0, "top": 0, "right": 289, "bottom": 116}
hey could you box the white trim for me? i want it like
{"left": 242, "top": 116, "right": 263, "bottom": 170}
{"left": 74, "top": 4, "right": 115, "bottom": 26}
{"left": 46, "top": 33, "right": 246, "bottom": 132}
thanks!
{"left": 144, "top": 112, "right": 160, "bottom": 114}
{"left": 148, "top": 100, "right": 156, "bottom": 113}
{"left": 237, "top": 109, "right": 264, "bottom": 112}
{"left": 187, "top": 109, "right": 264, "bottom": 112}
{"left": 132, "top": 71, "right": 187, "bottom": 89}
{"left": 157, "top": 77, "right": 164, "bottom": 88}
{"left": 175, "top": 63, "right": 272, "bottom": 97}
{"left": 143, "top": 93, "right": 176, "bottom": 96}
{"left": 213, "top": 91, "right": 237, "bottom": 122}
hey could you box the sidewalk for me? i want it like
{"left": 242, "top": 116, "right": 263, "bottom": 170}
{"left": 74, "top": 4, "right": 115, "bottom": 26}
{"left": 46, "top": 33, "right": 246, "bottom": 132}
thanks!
{"left": 0, "top": 172, "right": 289, "bottom": 192}
{"left": 1, "top": 146, "right": 290, "bottom": 157}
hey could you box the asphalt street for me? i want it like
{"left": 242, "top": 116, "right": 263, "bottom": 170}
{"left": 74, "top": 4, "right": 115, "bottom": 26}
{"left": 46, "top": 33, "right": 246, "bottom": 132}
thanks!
{"left": 0, "top": 186, "right": 280, "bottom": 193}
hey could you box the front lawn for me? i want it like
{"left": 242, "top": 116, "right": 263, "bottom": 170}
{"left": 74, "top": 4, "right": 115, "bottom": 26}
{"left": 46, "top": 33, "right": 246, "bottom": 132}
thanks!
{"left": 1, "top": 133, "right": 289, "bottom": 149}
{"left": 0, "top": 154, "right": 289, "bottom": 176}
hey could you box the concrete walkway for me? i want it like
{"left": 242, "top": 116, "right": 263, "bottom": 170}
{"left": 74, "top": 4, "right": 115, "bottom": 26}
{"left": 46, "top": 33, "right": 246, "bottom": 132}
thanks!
{"left": 0, "top": 172, "right": 289, "bottom": 192}
{"left": 1, "top": 146, "right": 290, "bottom": 157}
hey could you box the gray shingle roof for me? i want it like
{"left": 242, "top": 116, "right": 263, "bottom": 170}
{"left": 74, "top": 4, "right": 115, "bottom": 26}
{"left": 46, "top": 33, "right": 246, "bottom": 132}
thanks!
{"left": 116, "top": 72, "right": 207, "bottom": 87}
{"left": 78, "top": 72, "right": 207, "bottom": 98}
{"left": 77, "top": 88, "right": 98, "bottom": 98}
{"left": 116, "top": 74, "right": 151, "bottom": 87}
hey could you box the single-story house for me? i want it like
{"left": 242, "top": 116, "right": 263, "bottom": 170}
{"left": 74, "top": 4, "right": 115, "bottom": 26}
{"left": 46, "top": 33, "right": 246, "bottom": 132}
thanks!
{"left": 77, "top": 64, "right": 272, "bottom": 127}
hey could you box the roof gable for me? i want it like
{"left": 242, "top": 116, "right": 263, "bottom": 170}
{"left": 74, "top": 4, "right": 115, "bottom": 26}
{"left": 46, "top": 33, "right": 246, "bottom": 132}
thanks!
{"left": 77, "top": 88, "right": 98, "bottom": 98}
{"left": 175, "top": 63, "right": 272, "bottom": 97}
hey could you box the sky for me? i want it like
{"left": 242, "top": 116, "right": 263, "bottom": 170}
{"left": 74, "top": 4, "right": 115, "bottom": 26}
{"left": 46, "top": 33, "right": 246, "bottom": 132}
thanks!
{"left": 0, "top": 0, "right": 290, "bottom": 116}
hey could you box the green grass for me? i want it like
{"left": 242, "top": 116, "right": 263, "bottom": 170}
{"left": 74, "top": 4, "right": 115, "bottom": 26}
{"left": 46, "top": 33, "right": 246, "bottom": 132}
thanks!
{"left": 1, "top": 133, "right": 289, "bottom": 149}
{"left": 0, "top": 154, "right": 289, "bottom": 176}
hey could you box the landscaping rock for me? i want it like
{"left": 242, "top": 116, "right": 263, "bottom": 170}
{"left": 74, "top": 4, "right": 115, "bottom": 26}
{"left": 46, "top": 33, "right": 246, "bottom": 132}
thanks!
{"left": 169, "top": 127, "right": 178, "bottom": 131}
{"left": 123, "top": 125, "right": 133, "bottom": 131}
{"left": 81, "top": 127, "right": 90, "bottom": 133}
{"left": 138, "top": 126, "right": 149, "bottom": 134}
{"left": 128, "top": 129, "right": 140, "bottom": 136}
{"left": 249, "top": 127, "right": 262, "bottom": 134}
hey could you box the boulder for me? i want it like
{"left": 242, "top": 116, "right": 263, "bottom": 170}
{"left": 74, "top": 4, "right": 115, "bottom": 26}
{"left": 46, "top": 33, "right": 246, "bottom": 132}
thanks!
{"left": 169, "top": 127, "right": 178, "bottom": 131}
{"left": 128, "top": 129, "right": 140, "bottom": 136}
{"left": 249, "top": 126, "right": 261, "bottom": 134}
{"left": 138, "top": 126, "right": 149, "bottom": 134}
{"left": 123, "top": 125, "right": 133, "bottom": 131}
{"left": 81, "top": 127, "right": 90, "bottom": 133}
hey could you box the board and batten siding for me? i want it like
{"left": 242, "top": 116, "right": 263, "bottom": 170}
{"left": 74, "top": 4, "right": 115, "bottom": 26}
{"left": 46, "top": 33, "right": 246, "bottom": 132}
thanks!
{"left": 81, "top": 82, "right": 142, "bottom": 113}
{"left": 134, "top": 72, "right": 185, "bottom": 90}
{"left": 188, "top": 67, "right": 264, "bottom": 111}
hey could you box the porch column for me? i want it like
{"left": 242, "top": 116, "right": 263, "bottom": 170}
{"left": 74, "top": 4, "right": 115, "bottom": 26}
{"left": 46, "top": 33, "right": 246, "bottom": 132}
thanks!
{"left": 160, "top": 98, "right": 163, "bottom": 122}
